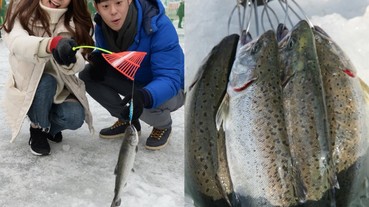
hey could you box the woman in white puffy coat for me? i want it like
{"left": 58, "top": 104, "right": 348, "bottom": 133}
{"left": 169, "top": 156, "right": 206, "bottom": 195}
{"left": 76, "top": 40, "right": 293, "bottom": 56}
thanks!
{"left": 2, "top": 0, "right": 94, "bottom": 155}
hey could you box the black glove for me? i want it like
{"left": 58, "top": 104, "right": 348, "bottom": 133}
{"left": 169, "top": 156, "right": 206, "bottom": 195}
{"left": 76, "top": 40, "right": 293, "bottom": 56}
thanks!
{"left": 87, "top": 52, "right": 110, "bottom": 81}
{"left": 120, "top": 89, "right": 152, "bottom": 121}
{"left": 50, "top": 36, "right": 78, "bottom": 66}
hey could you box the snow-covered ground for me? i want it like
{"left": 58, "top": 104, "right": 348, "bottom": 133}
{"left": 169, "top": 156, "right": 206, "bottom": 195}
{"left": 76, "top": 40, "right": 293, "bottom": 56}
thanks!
{"left": 0, "top": 21, "right": 185, "bottom": 207}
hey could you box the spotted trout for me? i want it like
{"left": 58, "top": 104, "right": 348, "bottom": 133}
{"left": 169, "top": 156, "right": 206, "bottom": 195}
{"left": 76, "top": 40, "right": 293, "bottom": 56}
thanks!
{"left": 279, "top": 20, "right": 337, "bottom": 202}
{"left": 313, "top": 26, "right": 369, "bottom": 207}
{"left": 185, "top": 34, "right": 239, "bottom": 207}
{"left": 217, "top": 30, "right": 300, "bottom": 207}
{"left": 111, "top": 125, "right": 139, "bottom": 207}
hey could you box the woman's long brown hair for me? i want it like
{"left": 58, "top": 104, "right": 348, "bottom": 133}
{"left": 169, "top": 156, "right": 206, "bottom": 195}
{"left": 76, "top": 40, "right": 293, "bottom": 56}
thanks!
{"left": 2, "top": 0, "right": 94, "bottom": 58}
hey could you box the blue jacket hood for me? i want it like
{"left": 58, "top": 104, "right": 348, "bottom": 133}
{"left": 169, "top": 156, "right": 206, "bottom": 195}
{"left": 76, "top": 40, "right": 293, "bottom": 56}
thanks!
{"left": 94, "top": 0, "right": 184, "bottom": 108}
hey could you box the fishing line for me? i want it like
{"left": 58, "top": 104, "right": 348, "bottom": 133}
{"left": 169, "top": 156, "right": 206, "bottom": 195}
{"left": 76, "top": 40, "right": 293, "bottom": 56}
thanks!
{"left": 278, "top": 0, "right": 293, "bottom": 28}
{"left": 291, "top": 0, "right": 314, "bottom": 28}
{"left": 228, "top": 4, "right": 238, "bottom": 35}
{"left": 253, "top": 0, "right": 260, "bottom": 36}
{"left": 237, "top": 0, "right": 243, "bottom": 35}
{"left": 72, "top": 45, "right": 113, "bottom": 54}
{"left": 261, "top": 0, "right": 279, "bottom": 32}
{"left": 245, "top": 0, "right": 254, "bottom": 35}
{"left": 73, "top": 45, "right": 142, "bottom": 124}
{"left": 129, "top": 81, "right": 135, "bottom": 124}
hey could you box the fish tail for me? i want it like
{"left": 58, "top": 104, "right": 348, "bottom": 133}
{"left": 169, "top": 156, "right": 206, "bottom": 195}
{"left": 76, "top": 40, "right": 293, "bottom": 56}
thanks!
{"left": 327, "top": 185, "right": 337, "bottom": 207}
{"left": 291, "top": 159, "right": 307, "bottom": 203}
{"left": 227, "top": 192, "right": 241, "bottom": 207}
{"left": 215, "top": 93, "right": 230, "bottom": 131}
{"left": 215, "top": 174, "right": 233, "bottom": 207}
{"left": 328, "top": 166, "right": 340, "bottom": 189}
{"left": 111, "top": 197, "right": 121, "bottom": 207}
{"left": 359, "top": 78, "right": 369, "bottom": 104}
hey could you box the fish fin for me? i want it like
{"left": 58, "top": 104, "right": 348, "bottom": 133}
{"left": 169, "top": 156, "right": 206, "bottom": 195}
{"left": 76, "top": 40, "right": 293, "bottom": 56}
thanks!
{"left": 215, "top": 173, "right": 232, "bottom": 207}
{"left": 359, "top": 78, "right": 369, "bottom": 104}
{"left": 329, "top": 169, "right": 340, "bottom": 189}
{"left": 115, "top": 198, "right": 121, "bottom": 206}
{"left": 135, "top": 146, "right": 138, "bottom": 153}
{"left": 281, "top": 70, "right": 295, "bottom": 88}
{"left": 291, "top": 161, "right": 307, "bottom": 203}
{"left": 215, "top": 93, "right": 230, "bottom": 131}
{"left": 131, "top": 168, "right": 135, "bottom": 173}
{"left": 114, "top": 164, "right": 118, "bottom": 175}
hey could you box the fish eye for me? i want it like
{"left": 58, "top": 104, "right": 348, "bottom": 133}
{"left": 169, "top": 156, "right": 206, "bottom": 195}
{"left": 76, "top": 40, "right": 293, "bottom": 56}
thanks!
{"left": 251, "top": 43, "right": 261, "bottom": 55}
{"left": 287, "top": 36, "right": 296, "bottom": 49}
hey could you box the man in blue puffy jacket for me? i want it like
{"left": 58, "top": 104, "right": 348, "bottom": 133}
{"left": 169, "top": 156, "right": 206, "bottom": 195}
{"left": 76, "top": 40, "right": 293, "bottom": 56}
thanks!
{"left": 79, "top": 0, "right": 184, "bottom": 150}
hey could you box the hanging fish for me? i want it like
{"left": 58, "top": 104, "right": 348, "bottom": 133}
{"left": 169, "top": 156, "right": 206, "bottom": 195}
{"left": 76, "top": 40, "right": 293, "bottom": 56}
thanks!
{"left": 111, "top": 125, "right": 139, "bottom": 207}
{"left": 217, "top": 30, "right": 300, "bottom": 207}
{"left": 185, "top": 34, "right": 240, "bottom": 207}
{"left": 279, "top": 20, "right": 337, "bottom": 203}
{"left": 314, "top": 25, "right": 369, "bottom": 207}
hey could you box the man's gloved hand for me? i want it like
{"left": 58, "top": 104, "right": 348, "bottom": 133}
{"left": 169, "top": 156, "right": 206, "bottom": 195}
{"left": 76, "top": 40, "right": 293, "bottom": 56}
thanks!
{"left": 87, "top": 52, "right": 111, "bottom": 81}
{"left": 121, "top": 89, "right": 152, "bottom": 121}
{"left": 49, "top": 36, "right": 78, "bottom": 66}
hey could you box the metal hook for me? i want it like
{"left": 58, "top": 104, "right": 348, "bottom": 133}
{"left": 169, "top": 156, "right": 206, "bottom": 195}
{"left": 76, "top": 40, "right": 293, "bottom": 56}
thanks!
{"left": 252, "top": 1, "right": 260, "bottom": 36}
{"left": 239, "top": 0, "right": 247, "bottom": 35}
{"left": 227, "top": 0, "right": 243, "bottom": 35}
{"left": 277, "top": 0, "right": 313, "bottom": 28}
{"left": 228, "top": 0, "right": 253, "bottom": 37}
{"left": 278, "top": 0, "right": 293, "bottom": 28}
{"left": 244, "top": 0, "right": 254, "bottom": 35}
{"left": 228, "top": 4, "right": 237, "bottom": 35}
{"left": 229, "top": 0, "right": 313, "bottom": 38}
{"left": 290, "top": 0, "right": 314, "bottom": 28}
{"left": 260, "top": 0, "right": 280, "bottom": 33}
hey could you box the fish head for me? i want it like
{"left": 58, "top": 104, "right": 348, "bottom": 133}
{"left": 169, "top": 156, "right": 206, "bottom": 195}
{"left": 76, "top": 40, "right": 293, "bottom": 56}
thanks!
{"left": 313, "top": 26, "right": 357, "bottom": 78}
{"left": 289, "top": 20, "right": 315, "bottom": 58}
{"left": 124, "top": 125, "right": 139, "bottom": 146}
{"left": 277, "top": 23, "right": 289, "bottom": 42}
{"left": 241, "top": 30, "right": 253, "bottom": 46}
{"left": 229, "top": 30, "right": 278, "bottom": 93}
{"left": 279, "top": 20, "right": 315, "bottom": 84}
{"left": 313, "top": 25, "right": 331, "bottom": 38}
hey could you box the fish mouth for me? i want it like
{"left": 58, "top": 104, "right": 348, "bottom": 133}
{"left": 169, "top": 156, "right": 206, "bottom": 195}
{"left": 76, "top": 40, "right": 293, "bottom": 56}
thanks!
{"left": 325, "top": 68, "right": 356, "bottom": 78}
{"left": 343, "top": 68, "right": 356, "bottom": 77}
{"left": 233, "top": 78, "right": 256, "bottom": 92}
{"left": 282, "top": 73, "right": 294, "bottom": 88}
{"left": 230, "top": 69, "right": 258, "bottom": 92}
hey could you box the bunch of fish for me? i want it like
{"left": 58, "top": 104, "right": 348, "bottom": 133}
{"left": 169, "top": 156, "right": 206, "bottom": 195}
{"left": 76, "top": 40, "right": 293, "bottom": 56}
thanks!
{"left": 185, "top": 19, "right": 369, "bottom": 207}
